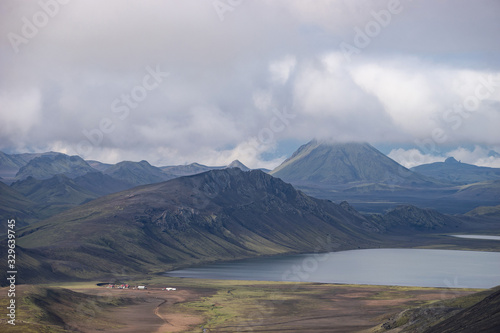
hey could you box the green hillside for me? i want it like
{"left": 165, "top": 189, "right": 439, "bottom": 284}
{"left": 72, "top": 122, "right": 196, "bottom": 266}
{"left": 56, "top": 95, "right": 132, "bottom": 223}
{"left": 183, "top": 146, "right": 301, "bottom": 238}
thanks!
{"left": 73, "top": 171, "right": 131, "bottom": 196}
{"left": 15, "top": 154, "right": 97, "bottom": 181}
{"left": 0, "top": 182, "right": 37, "bottom": 232}
{"left": 466, "top": 204, "right": 500, "bottom": 218}
{"left": 12, "top": 169, "right": 379, "bottom": 282}
{"left": 104, "top": 160, "right": 174, "bottom": 186}
{"left": 11, "top": 174, "right": 99, "bottom": 219}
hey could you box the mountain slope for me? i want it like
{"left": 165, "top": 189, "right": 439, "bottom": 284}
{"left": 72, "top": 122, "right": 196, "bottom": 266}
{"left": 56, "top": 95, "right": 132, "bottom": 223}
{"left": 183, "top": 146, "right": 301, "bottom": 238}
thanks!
{"left": 0, "top": 182, "right": 37, "bottom": 231}
{"left": 15, "top": 153, "right": 97, "bottom": 181}
{"left": 271, "top": 140, "right": 433, "bottom": 186}
{"left": 73, "top": 171, "right": 132, "bottom": 196}
{"left": 465, "top": 204, "right": 500, "bottom": 218}
{"left": 161, "top": 160, "right": 249, "bottom": 178}
{"left": 268, "top": 140, "right": 499, "bottom": 214}
{"left": 451, "top": 180, "right": 500, "bottom": 205}
{"left": 86, "top": 160, "right": 113, "bottom": 172}
{"left": 0, "top": 151, "right": 27, "bottom": 178}
{"left": 160, "top": 162, "right": 222, "bottom": 177}
{"left": 0, "top": 151, "right": 59, "bottom": 181}
{"left": 378, "top": 287, "right": 500, "bottom": 333}
{"left": 412, "top": 157, "right": 500, "bottom": 184}
{"left": 11, "top": 175, "right": 99, "bottom": 218}
{"left": 423, "top": 288, "right": 500, "bottom": 333}
{"left": 365, "top": 204, "right": 464, "bottom": 233}
{"left": 15, "top": 169, "right": 378, "bottom": 282}
{"left": 104, "top": 160, "right": 174, "bottom": 186}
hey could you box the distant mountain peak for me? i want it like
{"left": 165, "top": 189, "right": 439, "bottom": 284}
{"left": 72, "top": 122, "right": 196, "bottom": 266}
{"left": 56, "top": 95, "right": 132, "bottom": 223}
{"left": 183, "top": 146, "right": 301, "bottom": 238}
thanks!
{"left": 15, "top": 153, "right": 96, "bottom": 181}
{"left": 445, "top": 157, "right": 459, "bottom": 164}
{"left": 488, "top": 150, "right": 500, "bottom": 158}
{"left": 104, "top": 159, "right": 172, "bottom": 187}
{"left": 226, "top": 160, "right": 250, "bottom": 171}
{"left": 412, "top": 156, "right": 500, "bottom": 185}
{"left": 270, "top": 140, "right": 427, "bottom": 186}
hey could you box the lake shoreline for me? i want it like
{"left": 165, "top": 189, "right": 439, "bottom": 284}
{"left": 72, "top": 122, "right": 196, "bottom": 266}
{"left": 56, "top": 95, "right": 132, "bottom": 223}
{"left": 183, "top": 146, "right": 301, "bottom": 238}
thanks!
{"left": 158, "top": 232, "right": 500, "bottom": 275}
{"left": 165, "top": 244, "right": 500, "bottom": 289}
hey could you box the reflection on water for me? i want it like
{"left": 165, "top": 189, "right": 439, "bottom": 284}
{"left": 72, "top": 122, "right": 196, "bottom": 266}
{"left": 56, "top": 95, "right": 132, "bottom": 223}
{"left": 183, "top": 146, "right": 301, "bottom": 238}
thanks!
{"left": 165, "top": 248, "right": 500, "bottom": 288}
{"left": 451, "top": 234, "right": 500, "bottom": 241}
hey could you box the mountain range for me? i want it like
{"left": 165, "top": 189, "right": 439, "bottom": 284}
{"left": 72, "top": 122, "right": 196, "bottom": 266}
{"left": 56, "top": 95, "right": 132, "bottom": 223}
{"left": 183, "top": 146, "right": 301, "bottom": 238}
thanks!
{"left": 271, "top": 140, "right": 433, "bottom": 186}
{"left": 5, "top": 168, "right": 487, "bottom": 284}
{"left": 0, "top": 141, "right": 498, "bottom": 333}
{"left": 1, "top": 141, "right": 499, "bottom": 228}
{"left": 0, "top": 151, "right": 59, "bottom": 179}
{"left": 102, "top": 160, "right": 174, "bottom": 187}
{"left": 0, "top": 151, "right": 250, "bottom": 185}
{"left": 270, "top": 140, "right": 500, "bottom": 214}
{"left": 15, "top": 154, "right": 97, "bottom": 181}
{"left": 411, "top": 156, "right": 500, "bottom": 184}
{"left": 10, "top": 168, "right": 379, "bottom": 282}
{"left": 0, "top": 152, "right": 254, "bottom": 232}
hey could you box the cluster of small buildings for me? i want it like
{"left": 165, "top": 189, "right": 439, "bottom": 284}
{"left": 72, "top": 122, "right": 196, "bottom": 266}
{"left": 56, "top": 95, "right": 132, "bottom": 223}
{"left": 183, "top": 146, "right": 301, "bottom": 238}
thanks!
{"left": 106, "top": 284, "right": 129, "bottom": 289}
{"left": 103, "top": 284, "right": 177, "bottom": 291}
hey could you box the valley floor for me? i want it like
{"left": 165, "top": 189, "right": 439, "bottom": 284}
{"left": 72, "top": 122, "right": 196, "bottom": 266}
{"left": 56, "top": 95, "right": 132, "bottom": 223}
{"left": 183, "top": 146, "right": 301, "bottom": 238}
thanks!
{"left": 0, "top": 278, "right": 485, "bottom": 333}
{"left": 2, "top": 236, "right": 499, "bottom": 332}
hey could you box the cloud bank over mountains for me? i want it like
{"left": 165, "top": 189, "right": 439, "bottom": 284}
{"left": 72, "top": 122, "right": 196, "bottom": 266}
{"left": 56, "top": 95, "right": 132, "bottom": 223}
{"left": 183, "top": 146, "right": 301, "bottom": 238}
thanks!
{"left": 389, "top": 145, "right": 500, "bottom": 169}
{"left": 1, "top": 0, "right": 499, "bottom": 168}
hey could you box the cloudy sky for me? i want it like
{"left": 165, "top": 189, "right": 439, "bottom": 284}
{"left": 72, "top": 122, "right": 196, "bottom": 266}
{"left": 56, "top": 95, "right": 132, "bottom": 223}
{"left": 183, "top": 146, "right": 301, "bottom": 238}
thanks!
{"left": 1, "top": 0, "right": 500, "bottom": 169}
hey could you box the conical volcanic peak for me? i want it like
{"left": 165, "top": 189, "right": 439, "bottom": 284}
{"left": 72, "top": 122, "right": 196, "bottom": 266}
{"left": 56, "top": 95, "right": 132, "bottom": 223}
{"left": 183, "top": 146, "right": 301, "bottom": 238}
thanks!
{"left": 271, "top": 140, "right": 424, "bottom": 185}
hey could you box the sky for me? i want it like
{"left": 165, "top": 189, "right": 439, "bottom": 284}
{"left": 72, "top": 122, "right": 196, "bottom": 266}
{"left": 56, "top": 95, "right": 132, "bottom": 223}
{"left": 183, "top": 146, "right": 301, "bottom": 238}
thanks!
{"left": 1, "top": 0, "right": 500, "bottom": 169}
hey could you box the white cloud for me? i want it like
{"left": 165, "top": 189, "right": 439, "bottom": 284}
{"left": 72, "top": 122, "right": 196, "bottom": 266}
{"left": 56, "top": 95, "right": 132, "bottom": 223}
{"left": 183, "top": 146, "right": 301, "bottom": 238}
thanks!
{"left": 388, "top": 148, "right": 444, "bottom": 169}
{"left": 253, "top": 89, "right": 273, "bottom": 111}
{"left": 269, "top": 55, "right": 296, "bottom": 85}
{"left": 388, "top": 146, "right": 500, "bottom": 169}
{"left": 0, "top": 0, "right": 499, "bottom": 167}
{"left": 447, "top": 146, "right": 500, "bottom": 168}
{"left": 351, "top": 63, "right": 500, "bottom": 142}
{"left": 0, "top": 89, "right": 41, "bottom": 143}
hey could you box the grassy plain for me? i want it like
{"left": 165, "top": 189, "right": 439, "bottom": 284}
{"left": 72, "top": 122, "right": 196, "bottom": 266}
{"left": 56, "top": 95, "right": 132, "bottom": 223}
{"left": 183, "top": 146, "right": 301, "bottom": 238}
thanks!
{"left": 0, "top": 277, "right": 485, "bottom": 333}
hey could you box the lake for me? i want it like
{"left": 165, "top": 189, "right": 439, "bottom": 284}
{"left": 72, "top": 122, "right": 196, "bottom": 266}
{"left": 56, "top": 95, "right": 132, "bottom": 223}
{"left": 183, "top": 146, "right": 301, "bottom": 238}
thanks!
{"left": 451, "top": 234, "right": 500, "bottom": 241}
{"left": 165, "top": 248, "right": 500, "bottom": 288}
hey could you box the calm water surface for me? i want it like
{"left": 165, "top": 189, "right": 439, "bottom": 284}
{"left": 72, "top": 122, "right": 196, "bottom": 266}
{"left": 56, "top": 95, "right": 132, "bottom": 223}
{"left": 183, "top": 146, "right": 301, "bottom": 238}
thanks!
{"left": 451, "top": 234, "right": 500, "bottom": 241}
{"left": 165, "top": 249, "right": 500, "bottom": 288}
